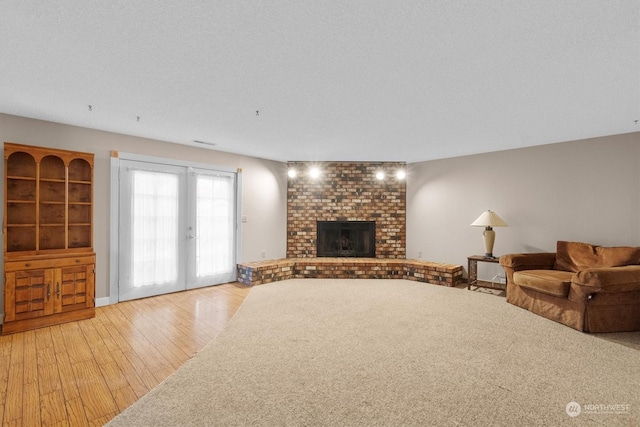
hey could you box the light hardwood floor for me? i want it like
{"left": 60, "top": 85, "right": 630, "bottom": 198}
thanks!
{"left": 0, "top": 282, "right": 250, "bottom": 426}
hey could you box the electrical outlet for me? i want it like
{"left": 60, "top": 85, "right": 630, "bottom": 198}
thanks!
{"left": 418, "top": 251, "right": 422, "bottom": 259}
{"left": 261, "top": 250, "right": 266, "bottom": 259}
{"left": 241, "top": 215, "right": 248, "bottom": 223}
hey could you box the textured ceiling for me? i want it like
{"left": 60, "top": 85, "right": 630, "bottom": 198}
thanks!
{"left": 1, "top": 1, "right": 639, "bottom": 162}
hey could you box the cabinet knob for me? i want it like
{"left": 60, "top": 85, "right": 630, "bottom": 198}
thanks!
{"left": 25, "top": 263, "right": 30, "bottom": 267}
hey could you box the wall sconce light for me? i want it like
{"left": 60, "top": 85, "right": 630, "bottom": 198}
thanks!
{"left": 396, "top": 170, "right": 406, "bottom": 180}
{"left": 309, "top": 167, "right": 321, "bottom": 179}
{"left": 288, "top": 169, "right": 297, "bottom": 178}
{"left": 376, "top": 171, "right": 385, "bottom": 180}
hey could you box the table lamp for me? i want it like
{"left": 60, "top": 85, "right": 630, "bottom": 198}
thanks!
{"left": 471, "top": 210, "right": 508, "bottom": 258}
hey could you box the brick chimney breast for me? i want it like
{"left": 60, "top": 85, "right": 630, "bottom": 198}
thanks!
{"left": 287, "top": 162, "right": 406, "bottom": 259}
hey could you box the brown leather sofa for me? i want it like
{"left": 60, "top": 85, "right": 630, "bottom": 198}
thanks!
{"left": 499, "top": 241, "right": 640, "bottom": 332}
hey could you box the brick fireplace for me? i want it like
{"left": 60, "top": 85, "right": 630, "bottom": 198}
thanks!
{"left": 287, "top": 162, "right": 406, "bottom": 258}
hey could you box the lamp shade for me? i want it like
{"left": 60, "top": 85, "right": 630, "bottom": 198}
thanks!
{"left": 470, "top": 210, "right": 508, "bottom": 228}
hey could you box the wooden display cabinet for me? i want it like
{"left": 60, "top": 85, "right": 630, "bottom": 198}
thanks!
{"left": 3, "top": 142, "right": 95, "bottom": 335}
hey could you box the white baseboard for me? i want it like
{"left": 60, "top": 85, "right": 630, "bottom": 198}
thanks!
{"left": 95, "top": 297, "right": 112, "bottom": 307}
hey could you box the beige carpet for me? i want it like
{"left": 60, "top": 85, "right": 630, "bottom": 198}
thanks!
{"left": 107, "top": 279, "right": 640, "bottom": 426}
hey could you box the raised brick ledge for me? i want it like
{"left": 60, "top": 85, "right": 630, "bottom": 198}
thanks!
{"left": 237, "top": 258, "right": 463, "bottom": 287}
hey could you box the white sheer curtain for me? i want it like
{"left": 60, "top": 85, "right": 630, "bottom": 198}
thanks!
{"left": 195, "top": 173, "right": 234, "bottom": 277}
{"left": 116, "top": 157, "right": 238, "bottom": 301}
{"left": 132, "top": 170, "right": 179, "bottom": 287}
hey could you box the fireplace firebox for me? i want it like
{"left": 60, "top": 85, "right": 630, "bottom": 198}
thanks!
{"left": 317, "top": 221, "right": 375, "bottom": 257}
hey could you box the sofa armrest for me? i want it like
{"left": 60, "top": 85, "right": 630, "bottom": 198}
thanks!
{"left": 572, "top": 265, "right": 640, "bottom": 294}
{"left": 499, "top": 253, "right": 556, "bottom": 270}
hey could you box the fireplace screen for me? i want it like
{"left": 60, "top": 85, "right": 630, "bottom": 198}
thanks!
{"left": 317, "top": 221, "right": 375, "bottom": 257}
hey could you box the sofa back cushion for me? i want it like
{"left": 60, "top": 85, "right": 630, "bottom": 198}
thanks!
{"left": 554, "top": 241, "right": 640, "bottom": 272}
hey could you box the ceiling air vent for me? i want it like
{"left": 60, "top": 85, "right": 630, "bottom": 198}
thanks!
{"left": 191, "top": 139, "right": 216, "bottom": 148}
{"left": 192, "top": 140, "right": 217, "bottom": 147}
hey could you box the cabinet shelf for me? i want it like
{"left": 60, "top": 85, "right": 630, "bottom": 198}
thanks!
{"left": 7, "top": 176, "right": 36, "bottom": 181}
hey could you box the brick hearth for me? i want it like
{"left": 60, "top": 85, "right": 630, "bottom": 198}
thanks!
{"left": 237, "top": 258, "right": 463, "bottom": 287}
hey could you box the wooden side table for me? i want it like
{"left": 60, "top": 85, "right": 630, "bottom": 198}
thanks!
{"left": 467, "top": 255, "right": 505, "bottom": 292}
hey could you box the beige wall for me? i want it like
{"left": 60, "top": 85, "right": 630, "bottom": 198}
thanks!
{"left": 2, "top": 112, "right": 639, "bottom": 300}
{"left": 406, "top": 132, "right": 640, "bottom": 280}
{"left": 0, "top": 113, "right": 288, "bottom": 301}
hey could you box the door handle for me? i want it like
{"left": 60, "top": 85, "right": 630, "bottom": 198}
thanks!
{"left": 56, "top": 283, "right": 60, "bottom": 299}
{"left": 47, "top": 284, "right": 51, "bottom": 300}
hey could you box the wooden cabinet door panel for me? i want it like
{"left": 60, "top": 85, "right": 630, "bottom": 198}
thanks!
{"left": 57, "top": 265, "right": 93, "bottom": 312}
{"left": 5, "top": 269, "right": 54, "bottom": 321}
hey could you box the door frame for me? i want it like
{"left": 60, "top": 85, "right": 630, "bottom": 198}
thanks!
{"left": 109, "top": 151, "right": 243, "bottom": 305}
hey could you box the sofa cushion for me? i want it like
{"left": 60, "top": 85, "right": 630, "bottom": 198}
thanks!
{"left": 513, "top": 270, "right": 574, "bottom": 298}
{"left": 553, "top": 241, "right": 640, "bottom": 273}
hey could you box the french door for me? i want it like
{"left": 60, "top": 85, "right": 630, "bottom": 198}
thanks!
{"left": 117, "top": 159, "right": 237, "bottom": 301}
